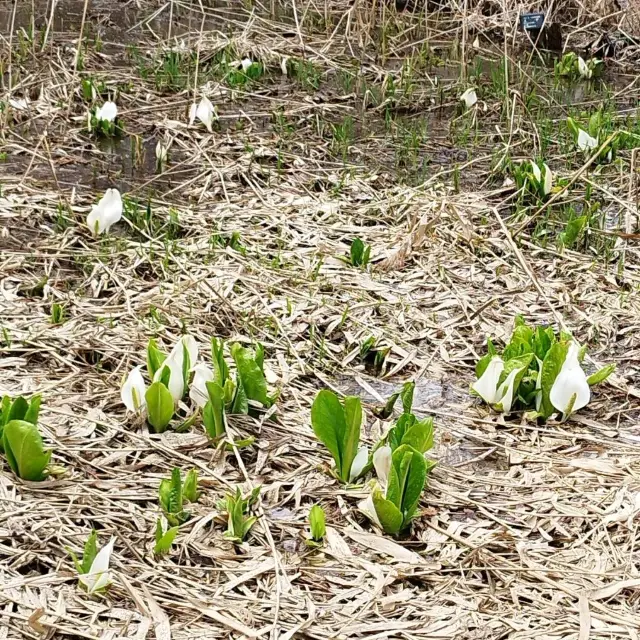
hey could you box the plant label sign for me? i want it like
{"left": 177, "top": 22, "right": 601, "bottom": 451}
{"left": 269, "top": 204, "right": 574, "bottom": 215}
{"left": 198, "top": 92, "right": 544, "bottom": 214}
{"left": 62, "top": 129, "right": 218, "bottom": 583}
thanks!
{"left": 520, "top": 12, "right": 545, "bottom": 31}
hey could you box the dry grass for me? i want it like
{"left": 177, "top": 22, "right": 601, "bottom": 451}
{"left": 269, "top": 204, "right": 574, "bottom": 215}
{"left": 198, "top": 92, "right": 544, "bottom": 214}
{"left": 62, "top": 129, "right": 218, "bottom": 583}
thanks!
{"left": 1, "top": 0, "right": 640, "bottom": 638}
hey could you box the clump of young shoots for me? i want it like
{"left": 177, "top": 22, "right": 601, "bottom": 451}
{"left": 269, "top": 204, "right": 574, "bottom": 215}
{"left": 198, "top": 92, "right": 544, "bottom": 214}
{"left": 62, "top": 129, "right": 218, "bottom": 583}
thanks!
{"left": 360, "top": 382, "right": 436, "bottom": 536}
{"left": 348, "top": 238, "right": 371, "bottom": 268}
{"left": 568, "top": 113, "right": 618, "bottom": 162}
{"left": 88, "top": 100, "right": 120, "bottom": 137}
{"left": 472, "top": 316, "right": 615, "bottom": 421}
{"left": 512, "top": 160, "right": 552, "bottom": 201}
{"left": 221, "top": 486, "right": 261, "bottom": 543}
{"left": 154, "top": 516, "right": 179, "bottom": 556}
{"left": 69, "top": 531, "right": 115, "bottom": 594}
{"left": 555, "top": 52, "right": 602, "bottom": 80}
{"left": 311, "top": 390, "right": 368, "bottom": 484}
{"left": 1, "top": 395, "right": 50, "bottom": 481}
{"left": 191, "top": 338, "right": 272, "bottom": 442}
{"left": 306, "top": 504, "right": 326, "bottom": 547}
{"left": 158, "top": 467, "right": 199, "bottom": 526}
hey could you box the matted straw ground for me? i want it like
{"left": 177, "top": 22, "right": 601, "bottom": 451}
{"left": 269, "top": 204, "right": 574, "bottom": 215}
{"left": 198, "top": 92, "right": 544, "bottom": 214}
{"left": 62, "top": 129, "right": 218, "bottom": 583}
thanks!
{"left": 1, "top": 0, "right": 640, "bottom": 638}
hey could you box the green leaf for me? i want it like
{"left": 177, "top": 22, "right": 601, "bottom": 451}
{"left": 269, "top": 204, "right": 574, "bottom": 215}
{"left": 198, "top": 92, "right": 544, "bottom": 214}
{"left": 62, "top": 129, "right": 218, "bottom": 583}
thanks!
{"left": 2, "top": 419, "right": 51, "bottom": 481}
{"left": 587, "top": 364, "right": 615, "bottom": 386}
{"left": 311, "top": 390, "right": 346, "bottom": 478}
{"left": 167, "top": 467, "right": 183, "bottom": 515}
{"left": 183, "top": 469, "right": 199, "bottom": 503}
{"left": 211, "top": 338, "right": 229, "bottom": 386}
{"left": 147, "top": 339, "right": 166, "bottom": 378}
{"left": 402, "top": 417, "right": 434, "bottom": 453}
{"left": 229, "top": 376, "right": 249, "bottom": 414}
{"left": 81, "top": 529, "right": 98, "bottom": 574}
{"left": 539, "top": 342, "right": 569, "bottom": 419}
{"left": 154, "top": 519, "right": 179, "bottom": 556}
{"left": 7, "top": 396, "right": 29, "bottom": 422}
{"left": 559, "top": 216, "right": 587, "bottom": 249}
{"left": 158, "top": 479, "right": 171, "bottom": 513}
{"left": 350, "top": 238, "right": 364, "bottom": 266}
{"left": 475, "top": 350, "right": 494, "bottom": 379}
{"left": 399, "top": 382, "right": 415, "bottom": 414}
{"left": 231, "top": 344, "right": 270, "bottom": 407}
{"left": 145, "top": 382, "right": 174, "bottom": 433}
{"left": 254, "top": 343, "right": 265, "bottom": 371}
{"left": 24, "top": 396, "right": 41, "bottom": 425}
{"left": 388, "top": 413, "right": 414, "bottom": 451}
{"left": 372, "top": 489, "right": 403, "bottom": 535}
{"left": 567, "top": 117, "right": 579, "bottom": 140}
{"left": 394, "top": 445, "right": 427, "bottom": 522}
{"left": 341, "top": 396, "right": 362, "bottom": 482}
{"left": 203, "top": 382, "right": 226, "bottom": 439}
{"left": 0, "top": 396, "right": 10, "bottom": 426}
{"left": 309, "top": 505, "right": 326, "bottom": 541}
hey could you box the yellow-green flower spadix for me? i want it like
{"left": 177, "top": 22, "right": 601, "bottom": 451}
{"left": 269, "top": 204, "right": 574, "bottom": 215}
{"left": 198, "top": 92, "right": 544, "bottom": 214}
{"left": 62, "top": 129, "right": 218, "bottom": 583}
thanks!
{"left": 549, "top": 343, "right": 590, "bottom": 421}
{"left": 87, "top": 188, "right": 123, "bottom": 236}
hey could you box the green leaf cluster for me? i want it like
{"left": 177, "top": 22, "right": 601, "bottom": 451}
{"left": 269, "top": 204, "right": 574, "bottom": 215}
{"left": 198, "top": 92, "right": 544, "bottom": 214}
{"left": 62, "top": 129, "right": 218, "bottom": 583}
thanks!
{"left": 202, "top": 338, "right": 272, "bottom": 440}
{"left": 0, "top": 395, "right": 50, "bottom": 481}
{"left": 159, "top": 468, "right": 199, "bottom": 526}
{"left": 311, "top": 390, "right": 362, "bottom": 483}
{"left": 221, "top": 486, "right": 261, "bottom": 543}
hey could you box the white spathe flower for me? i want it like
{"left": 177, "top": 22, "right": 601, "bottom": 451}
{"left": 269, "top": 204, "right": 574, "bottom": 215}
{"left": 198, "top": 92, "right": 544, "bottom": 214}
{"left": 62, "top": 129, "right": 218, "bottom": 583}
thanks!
{"left": 543, "top": 163, "right": 553, "bottom": 195}
{"left": 373, "top": 445, "right": 392, "bottom": 489}
{"left": 460, "top": 88, "right": 477, "bottom": 109}
{"left": 358, "top": 489, "right": 383, "bottom": 529}
{"left": 155, "top": 141, "right": 168, "bottom": 163}
{"left": 349, "top": 446, "right": 369, "bottom": 482}
{"left": 241, "top": 57, "right": 253, "bottom": 71}
{"left": 472, "top": 356, "right": 504, "bottom": 405}
{"left": 495, "top": 367, "right": 521, "bottom": 414}
{"left": 189, "top": 97, "right": 215, "bottom": 133}
{"left": 531, "top": 162, "right": 542, "bottom": 183}
{"left": 96, "top": 100, "right": 118, "bottom": 123}
{"left": 78, "top": 537, "right": 115, "bottom": 594}
{"left": 189, "top": 363, "right": 214, "bottom": 408}
{"left": 550, "top": 343, "right": 590, "bottom": 420}
{"left": 86, "top": 188, "right": 123, "bottom": 235}
{"left": 121, "top": 366, "right": 147, "bottom": 412}
{"left": 577, "top": 128, "right": 598, "bottom": 152}
{"left": 154, "top": 335, "right": 199, "bottom": 402}
{"left": 577, "top": 56, "right": 592, "bottom": 79}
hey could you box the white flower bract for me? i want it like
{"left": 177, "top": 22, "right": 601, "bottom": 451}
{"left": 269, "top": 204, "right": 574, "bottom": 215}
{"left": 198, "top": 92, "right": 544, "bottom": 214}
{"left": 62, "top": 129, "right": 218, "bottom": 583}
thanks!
{"left": 577, "top": 128, "right": 598, "bottom": 152}
{"left": 86, "top": 188, "right": 123, "bottom": 235}
{"left": 549, "top": 343, "right": 590, "bottom": 420}
{"left": 460, "top": 88, "right": 477, "bottom": 109}
{"left": 78, "top": 537, "right": 115, "bottom": 594}
{"left": 189, "top": 363, "right": 214, "bottom": 408}
{"left": 95, "top": 101, "right": 118, "bottom": 123}
{"left": 349, "top": 446, "right": 369, "bottom": 482}
{"left": 189, "top": 97, "right": 215, "bottom": 132}
{"left": 121, "top": 366, "right": 147, "bottom": 412}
